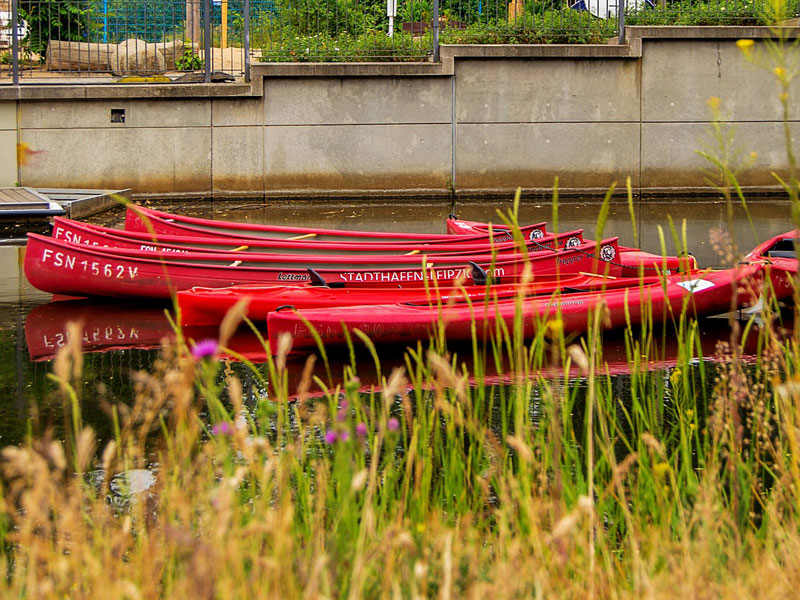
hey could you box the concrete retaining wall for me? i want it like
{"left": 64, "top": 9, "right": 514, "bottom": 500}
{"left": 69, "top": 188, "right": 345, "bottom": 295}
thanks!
{"left": 1, "top": 26, "right": 797, "bottom": 199}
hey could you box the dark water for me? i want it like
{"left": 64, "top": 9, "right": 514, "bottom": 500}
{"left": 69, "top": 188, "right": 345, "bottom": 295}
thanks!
{"left": 0, "top": 196, "right": 793, "bottom": 447}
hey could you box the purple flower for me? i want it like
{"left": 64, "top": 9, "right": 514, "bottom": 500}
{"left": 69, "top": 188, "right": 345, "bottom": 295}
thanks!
{"left": 192, "top": 338, "right": 218, "bottom": 360}
{"left": 324, "top": 430, "right": 338, "bottom": 445}
{"left": 340, "top": 399, "right": 349, "bottom": 410}
{"left": 211, "top": 421, "right": 233, "bottom": 436}
{"left": 387, "top": 417, "right": 400, "bottom": 432}
{"left": 355, "top": 422, "right": 368, "bottom": 437}
{"left": 339, "top": 431, "right": 350, "bottom": 442}
{"left": 337, "top": 408, "right": 348, "bottom": 422}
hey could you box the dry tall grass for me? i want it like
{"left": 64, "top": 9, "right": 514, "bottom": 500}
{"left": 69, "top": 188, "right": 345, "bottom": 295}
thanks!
{"left": 1, "top": 294, "right": 799, "bottom": 599}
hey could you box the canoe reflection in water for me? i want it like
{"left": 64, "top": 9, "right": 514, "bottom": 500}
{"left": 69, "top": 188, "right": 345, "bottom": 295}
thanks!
{"left": 24, "top": 298, "right": 794, "bottom": 401}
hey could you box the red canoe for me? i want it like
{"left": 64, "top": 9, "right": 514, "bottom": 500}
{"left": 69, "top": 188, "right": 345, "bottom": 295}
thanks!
{"left": 744, "top": 230, "right": 798, "bottom": 299}
{"left": 266, "top": 263, "right": 772, "bottom": 351}
{"left": 53, "top": 215, "right": 694, "bottom": 278}
{"left": 24, "top": 232, "right": 624, "bottom": 299}
{"left": 446, "top": 217, "right": 501, "bottom": 235}
{"left": 51, "top": 216, "right": 584, "bottom": 257}
{"left": 125, "top": 204, "right": 549, "bottom": 244}
{"left": 176, "top": 271, "right": 638, "bottom": 326}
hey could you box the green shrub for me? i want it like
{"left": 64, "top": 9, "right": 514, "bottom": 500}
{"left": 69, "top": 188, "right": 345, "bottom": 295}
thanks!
{"left": 176, "top": 47, "right": 204, "bottom": 71}
{"left": 626, "top": 0, "right": 777, "bottom": 26}
{"left": 260, "top": 29, "right": 432, "bottom": 62}
{"left": 440, "top": 9, "right": 616, "bottom": 45}
{"left": 19, "top": 0, "right": 96, "bottom": 58}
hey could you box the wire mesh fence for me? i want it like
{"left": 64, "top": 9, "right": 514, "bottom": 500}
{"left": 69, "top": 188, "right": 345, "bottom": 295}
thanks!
{"left": 255, "top": 0, "right": 436, "bottom": 61}
{"left": 2, "top": 0, "right": 797, "bottom": 82}
{"left": 0, "top": 0, "right": 251, "bottom": 81}
{"left": 435, "top": 0, "right": 621, "bottom": 43}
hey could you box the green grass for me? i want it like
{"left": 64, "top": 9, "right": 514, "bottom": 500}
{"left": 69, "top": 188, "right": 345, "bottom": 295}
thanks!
{"left": 1, "top": 209, "right": 798, "bottom": 597}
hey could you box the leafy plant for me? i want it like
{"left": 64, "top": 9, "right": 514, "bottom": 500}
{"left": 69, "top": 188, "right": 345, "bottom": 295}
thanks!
{"left": 176, "top": 47, "right": 204, "bottom": 71}
{"left": 398, "top": 0, "right": 433, "bottom": 23}
{"left": 439, "top": 8, "right": 615, "bottom": 45}
{"left": 625, "top": 0, "right": 778, "bottom": 25}
{"left": 259, "top": 29, "right": 432, "bottom": 61}
{"left": 19, "top": 0, "right": 95, "bottom": 58}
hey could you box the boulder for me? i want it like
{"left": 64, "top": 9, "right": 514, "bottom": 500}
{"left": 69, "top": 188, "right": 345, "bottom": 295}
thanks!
{"left": 46, "top": 41, "right": 112, "bottom": 71}
{"left": 110, "top": 38, "right": 166, "bottom": 75}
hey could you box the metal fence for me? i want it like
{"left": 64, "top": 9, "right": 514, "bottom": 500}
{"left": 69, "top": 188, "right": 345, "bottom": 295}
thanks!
{"left": 1, "top": 0, "right": 252, "bottom": 82}
{"left": 1, "top": 0, "right": 793, "bottom": 83}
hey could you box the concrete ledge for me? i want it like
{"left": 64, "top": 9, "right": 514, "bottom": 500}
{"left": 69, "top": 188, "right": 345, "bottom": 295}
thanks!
{"left": 251, "top": 42, "right": 641, "bottom": 80}
{"left": 0, "top": 82, "right": 255, "bottom": 101}
{"left": 132, "top": 188, "right": 454, "bottom": 201}
{"left": 441, "top": 41, "right": 642, "bottom": 59}
{"left": 626, "top": 25, "right": 800, "bottom": 40}
{"left": 131, "top": 185, "right": 791, "bottom": 202}
{"left": 251, "top": 61, "right": 448, "bottom": 77}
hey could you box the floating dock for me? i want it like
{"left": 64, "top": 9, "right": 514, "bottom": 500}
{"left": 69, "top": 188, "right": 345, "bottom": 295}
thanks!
{"left": 0, "top": 188, "right": 129, "bottom": 220}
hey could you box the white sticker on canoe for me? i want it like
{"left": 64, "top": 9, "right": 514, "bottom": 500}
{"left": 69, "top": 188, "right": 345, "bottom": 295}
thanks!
{"left": 676, "top": 279, "right": 715, "bottom": 293}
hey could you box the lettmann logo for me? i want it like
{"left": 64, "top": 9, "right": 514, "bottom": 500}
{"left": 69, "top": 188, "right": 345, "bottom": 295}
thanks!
{"left": 600, "top": 245, "right": 617, "bottom": 262}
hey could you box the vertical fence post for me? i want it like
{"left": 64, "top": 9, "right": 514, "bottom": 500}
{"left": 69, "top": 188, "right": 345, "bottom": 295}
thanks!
{"left": 618, "top": 0, "right": 626, "bottom": 44}
{"left": 244, "top": 0, "right": 251, "bottom": 82}
{"left": 203, "top": 0, "right": 212, "bottom": 82}
{"left": 11, "top": 0, "right": 19, "bottom": 85}
{"left": 188, "top": 0, "right": 201, "bottom": 50}
{"left": 433, "top": 0, "right": 440, "bottom": 62}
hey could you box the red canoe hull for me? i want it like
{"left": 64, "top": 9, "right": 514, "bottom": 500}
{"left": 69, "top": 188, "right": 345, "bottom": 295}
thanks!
{"left": 125, "top": 205, "right": 549, "bottom": 243}
{"left": 52, "top": 215, "right": 693, "bottom": 279}
{"left": 176, "top": 272, "right": 657, "bottom": 326}
{"left": 24, "top": 232, "right": 621, "bottom": 299}
{"left": 52, "top": 216, "right": 582, "bottom": 257}
{"left": 267, "top": 264, "right": 768, "bottom": 351}
{"left": 744, "top": 230, "right": 799, "bottom": 299}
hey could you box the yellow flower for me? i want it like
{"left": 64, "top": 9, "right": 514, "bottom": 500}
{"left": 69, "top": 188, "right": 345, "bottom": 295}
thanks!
{"left": 707, "top": 96, "right": 721, "bottom": 112}
{"left": 750, "top": 151, "right": 758, "bottom": 161}
{"left": 653, "top": 462, "right": 670, "bottom": 479}
{"left": 775, "top": 66, "right": 787, "bottom": 79}
{"left": 547, "top": 319, "right": 564, "bottom": 335}
{"left": 780, "top": 92, "right": 789, "bottom": 102}
{"left": 736, "top": 39, "right": 754, "bottom": 51}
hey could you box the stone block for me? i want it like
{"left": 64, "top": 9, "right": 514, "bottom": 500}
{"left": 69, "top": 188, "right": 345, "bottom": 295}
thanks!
{"left": 264, "top": 78, "right": 452, "bottom": 125}
{"left": 0, "top": 100, "right": 14, "bottom": 129}
{"left": 641, "top": 39, "right": 800, "bottom": 122}
{"left": 640, "top": 121, "right": 800, "bottom": 187}
{"left": 20, "top": 99, "right": 211, "bottom": 129}
{"left": 264, "top": 124, "right": 451, "bottom": 191}
{"left": 0, "top": 129, "right": 16, "bottom": 186}
{"left": 455, "top": 59, "right": 640, "bottom": 123}
{"left": 212, "top": 125, "right": 264, "bottom": 193}
{"left": 212, "top": 98, "right": 264, "bottom": 127}
{"left": 19, "top": 127, "right": 211, "bottom": 193}
{"left": 455, "top": 122, "right": 640, "bottom": 190}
